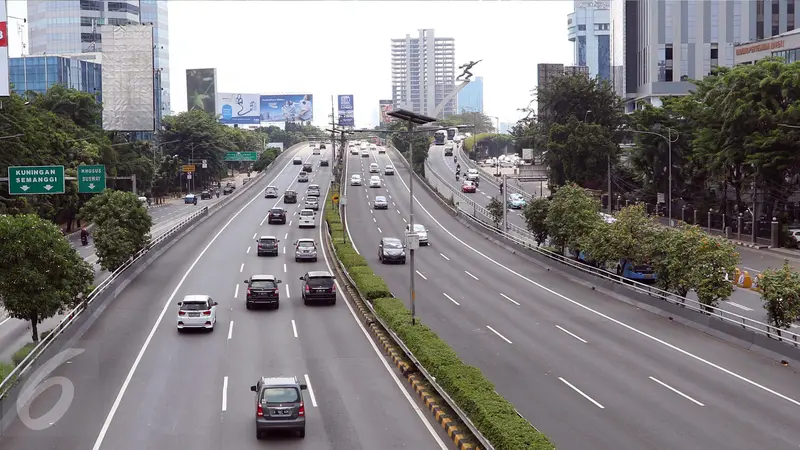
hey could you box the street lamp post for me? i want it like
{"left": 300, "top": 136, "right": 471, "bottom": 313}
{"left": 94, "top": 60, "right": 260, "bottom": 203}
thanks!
{"left": 627, "top": 127, "right": 679, "bottom": 223}
{"left": 387, "top": 109, "right": 437, "bottom": 326}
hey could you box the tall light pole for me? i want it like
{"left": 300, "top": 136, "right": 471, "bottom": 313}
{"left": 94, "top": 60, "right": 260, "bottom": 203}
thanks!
{"left": 627, "top": 128, "right": 679, "bottom": 222}
{"left": 387, "top": 109, "right": 437, "bottom": 326}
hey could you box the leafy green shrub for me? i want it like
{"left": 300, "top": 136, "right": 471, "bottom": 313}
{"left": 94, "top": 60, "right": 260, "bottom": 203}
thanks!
{"left": 0, "top": 362, "right": 14, "bottom": 380}
{"left": 348, "top": 266, "right": 391, "bottom": 300}
{"left": 334, "top": 242, "right": 368, "bottom": 268}
{"left": 328, "top": 222, "right": 344, "bottom": 234}
{"left": 12, "top": 343, "right": 37, "bottom": 365}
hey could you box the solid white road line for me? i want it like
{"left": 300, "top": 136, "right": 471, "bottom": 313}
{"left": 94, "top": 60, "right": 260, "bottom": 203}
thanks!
{"left": 415, "top": 270, "right": 427, "bottom": 280}
{"left": 439, "top": 253, "right": 450, "bottom": 261}
{"left": 486, "top": 325, "right": 512, "bottom": 344}
{"left": 386, "top": 149, "right": 800, "bottom": 409}
{"left": 303, "top": 374, "right": 318, "bottom": 407}
{"left": 291, "top": 319, "right": 298, "bottom": 338}
{"left": 443, "top": 293, "right": 460, "bottom": 306}
{"left": 0, "top": 316, "right": 11, "bottom": 327}
{"left": 726, "top": 302, "right": 753, "bottom": 312}
{"left": 555, "top": 325, "right": 588, "bottom": 344}
{"left": 464, "top": 271, "right": 479, "bottom": 280}
{"left": 90, "top": 146, "right": 306, "bottom": 450}
{"left": 500, "top": 293, "right": 520, "bottom": 306}
{"left": 233, "top": 285, "right": 239, "bottom": 299}
{"left": 559, "top": 377, "right": 604, "bottom": 409}
{"left": 246, "top": 246, "right": 251, "bottom": 254}
{"left": 221, "top": 376, "right": 229, "bottom": 411}
{"left": 285, "top": 284, "right": 290, "bottom": 298}
{"left": 649, "top": 376, "right": 705, "bottom": 406}
{"left": 239, "top": 263, "right": 244, "bottom": 273}
{"left": 227, "top": 321, "right": 234, "bottom": 340}
{"left": 319, "top": 193, "right": 449, "bottom": 449}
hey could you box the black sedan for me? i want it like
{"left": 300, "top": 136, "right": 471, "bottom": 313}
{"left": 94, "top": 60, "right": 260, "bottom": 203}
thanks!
{"left": 378, "top": 237, "right": 406, "bottom": 264}
{"left": 284, "top": 190, "right": 298, "bottom": 203}
{"left": 200, "top": 190, "right": 212, "bottom": 199}
{"left": 223, "top": 186, "right": 234, "bottom": 195}
{"left": 267, "top": 208, "right": 287, "bottom": 224}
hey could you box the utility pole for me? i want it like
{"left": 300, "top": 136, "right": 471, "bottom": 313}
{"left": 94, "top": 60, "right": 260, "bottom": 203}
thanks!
{"left": 502, "top": 173, "right": 508, "bottom": 231}
{"left": 607, "top": 154, "right": 612, "bottom": 213}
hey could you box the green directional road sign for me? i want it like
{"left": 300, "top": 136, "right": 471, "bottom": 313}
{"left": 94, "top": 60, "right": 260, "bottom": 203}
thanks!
{"left": 77, "top": 165, "right": 107, "bottom": 193}
{"left": 224, "top": 151, "right": 258, "bottom": 162}
{"left": 8, "top": 165, "right": 66, "bottom": 195}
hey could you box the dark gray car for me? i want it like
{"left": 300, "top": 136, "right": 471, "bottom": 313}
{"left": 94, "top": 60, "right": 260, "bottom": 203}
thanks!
{"left": 251, "top": 376, "right": 307, "bottom": 439}
{"left": 299, "top": 271, "right": 336, "bottom": 305}
{"left": 244, "top": 275, "right": 282, "bottom": 309}
{"left": 378, "top": 237, "right": 407, "bottom": 264}
{"left": 256, "top": 236, "right": 279, "bottom": 256}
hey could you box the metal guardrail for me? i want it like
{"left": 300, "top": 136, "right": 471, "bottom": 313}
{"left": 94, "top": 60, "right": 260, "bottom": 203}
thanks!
{"left": 323, "top": 212, "right": 495, "bottom": 450}
{"left": 0, "top": 147, "right": 296, "bottom": 398}
{"left": 396, "top": 145, "right": 800, "bottom": 351}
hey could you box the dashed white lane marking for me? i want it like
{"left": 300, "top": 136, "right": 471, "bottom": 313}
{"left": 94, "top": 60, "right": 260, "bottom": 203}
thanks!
{"left": 464, "top": 271, "right": 479, "bottom": 280}
{"left": 500, "top": 293, "right": 520, "bottom": 306}
{"left": 559, "top": 377, "right": 604, "bottom": 409}
{"left": 486, "top": 325, "right": 512, "bottom": 344}
{"left": 555, "top": 325, "right": 588, "bottom": 344}
{"left": 291, "top": 319, "right": 298, "bottom": 338}
{"left": 443, "top": 293, "right": 460, "bottom": 306}
{"left": 649, "top": 376, "right": 705, "bottom": 406}
{"left": 415, "top": 270, "right": 427, "bottom": 280}
{"left": 439, "top": 253, "right": 450, "bottom": 261}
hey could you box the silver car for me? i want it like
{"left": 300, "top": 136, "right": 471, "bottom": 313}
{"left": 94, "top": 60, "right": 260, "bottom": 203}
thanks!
{"left": 406, "top": 223, "right": 429, "bottom": 246}
{"left": 373, "top": 195, "right": 388, "bottom": 210}
{"left": 297, "top": 172, "right": 309, "bottom": 182}
{"left": 294, "top": 238, "right": 318, "bottom": 262}
{"left": 304, "top": 198, "right": 319, "bottom": 210}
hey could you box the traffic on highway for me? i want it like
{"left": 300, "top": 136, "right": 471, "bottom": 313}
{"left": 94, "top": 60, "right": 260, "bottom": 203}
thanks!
{"left": 342, "top": 143, "right": 800, "bottom": 450}
{"left": 0, "top": 144, "right": 449, "bottom": 450}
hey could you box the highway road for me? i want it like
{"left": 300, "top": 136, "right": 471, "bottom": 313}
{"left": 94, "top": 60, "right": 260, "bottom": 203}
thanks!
{"left": 343, "top": 145, "right": 800, "bottom": 450}
{"left": 0, "top": 143, "right": 449, "bottom": 450}
{"left": 425, "top": 144, "right": 799, "bottom": 328}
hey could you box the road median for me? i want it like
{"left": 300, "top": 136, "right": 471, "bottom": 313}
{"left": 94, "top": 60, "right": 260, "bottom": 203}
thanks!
{"left": 323, "top": 188, "right": 555, "bottom": 450}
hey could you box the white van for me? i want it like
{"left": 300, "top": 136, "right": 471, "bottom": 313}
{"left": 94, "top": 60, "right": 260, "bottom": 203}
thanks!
{"left": 298, "top": 209, "right": 316, "bottom": 228}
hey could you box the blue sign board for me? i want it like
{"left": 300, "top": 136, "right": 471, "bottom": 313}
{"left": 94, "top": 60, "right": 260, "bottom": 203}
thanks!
{"left": 338, "top": 95, "right": 354, "bottom": 127}
{"left": 259, "top": 94, "right": 314, "bottom": 123}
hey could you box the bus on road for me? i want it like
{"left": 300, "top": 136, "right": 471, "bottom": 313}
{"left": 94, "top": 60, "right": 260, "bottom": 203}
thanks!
{"left": 446, "top": 128, "right": 458, "bottom": 141}
{"left": 434, "top": 130, "right": 447, "bottom": 145}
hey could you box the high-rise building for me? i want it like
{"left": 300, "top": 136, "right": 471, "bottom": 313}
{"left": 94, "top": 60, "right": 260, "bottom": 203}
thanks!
{"left": 26, "top": 0, "right": 171, "bottom": 115}
{"left": 457, "top": 76, "right": 483, "bottom": 114}
{"left": 536, "top": 63, "right": 589, "bottom": 118}
{"left": 611, "top": 0, "right": 796, "bottom": 112}
{"left": 391, "top": 29, "right": 456, "bottom": 119}
{"left": 568, "top": 1, "right": 612, "bottom": 81}
{"left": 9, "top": 55, "right": 102, "bottom": 101}
{"left": 140, "top": 0, "right": 171, "bottom": 114}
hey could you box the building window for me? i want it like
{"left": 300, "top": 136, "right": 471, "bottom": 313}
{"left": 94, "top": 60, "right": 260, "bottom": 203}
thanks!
{"left": 665, "top": 44, "right": 673, "bottom": 60}
{"left": 80, "top": 17, "right": 93, "bottom": 27}
{"left": 108, "top": 2, "right": 139, "bottom": 14}
{"left": 710, "top": 47, "right": 718, "bottom": 59}
{"left": 578, "top": 24, "right": 586, "bottom": 31}
{"left": 597, "top": 35, "right": 610, "bottom": 81}
{"left": 81, "top": 33, "right": 101, "bottom": 43}
{"left": 577, "top": 36, "right": 587, "bottom": 66}
{"left": 665, "top": 69, "right": 673, "bottom": 82}
{"left": 757, "top": 0, "right": 765, "bottom": 39}
{"left": 80, "top": 0, "right": 101, "bottom": 11}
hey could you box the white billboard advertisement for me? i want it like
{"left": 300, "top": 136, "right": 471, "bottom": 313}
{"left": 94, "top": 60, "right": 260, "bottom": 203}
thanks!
{"left": 216, "top": 93, "right": 261, "bottom": 125}
{"left": 0, "top": 0, "right": 9, "bottom": 97}
{"left": 101, "top": 24, "right": 155, "bottom": 131}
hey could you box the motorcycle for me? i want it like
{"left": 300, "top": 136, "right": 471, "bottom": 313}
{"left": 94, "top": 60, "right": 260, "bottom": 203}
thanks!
{"left": 81, "top": 235, "right": 88, "bottom": 246}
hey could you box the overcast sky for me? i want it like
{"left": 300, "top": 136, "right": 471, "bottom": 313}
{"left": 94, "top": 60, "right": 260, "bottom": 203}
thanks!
{"left": 6, "top": 1, "right": 574, "bottom": 128}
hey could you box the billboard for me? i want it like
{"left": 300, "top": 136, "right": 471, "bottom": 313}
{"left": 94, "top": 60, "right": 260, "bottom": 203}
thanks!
{"left": 259, "top": 94, "right": 313, "bottom": 123}
{"left": 337, "top": 95, "right": 354, "bottom": 127}
{"left": 101, "top": 24, "right": 154, "bottom": 131}
{"left": 186, "top": 68, "right": 217, "bottom": 114}
{"left": 0, "top": 0, "right": 9, "bottom": 97}
{"left": 379, "top": 100, "right": 394, "bottom": 126}
{"left": 216, "top": 93, "right": 261, "bottom": 125}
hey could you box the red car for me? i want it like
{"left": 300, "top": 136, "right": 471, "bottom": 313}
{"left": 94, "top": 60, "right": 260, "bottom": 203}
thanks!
{"left": 461, "top": 181, "right": 476, "bottom": 193}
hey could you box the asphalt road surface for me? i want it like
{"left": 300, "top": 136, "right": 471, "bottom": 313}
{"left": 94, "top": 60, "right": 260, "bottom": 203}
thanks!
{"left": 0, "top": 144, "right": 449, "bottom": 450}
{"left": 343, "top": 145, "right": 800, "bottom": 450}
{"left": 425, "top": 145, "right": 800, "bottom": 328}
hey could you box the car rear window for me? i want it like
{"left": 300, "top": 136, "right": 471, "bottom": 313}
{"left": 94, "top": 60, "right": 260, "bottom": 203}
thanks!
{"left": 180, "top": 301, "right": 208, "bottom": 311}
{"left": 309, "top": 185, "right": 319, "bottom": 189}
{"left": 298, "top": 241, "right": 315, "bottom": 248}
{"left": 262, "top": 387, "right": 299, "bottom": 404}
{"left": 259, "top": 238, "right": 276, "bottom": 244}
{"left": 300, "top": 211, "right": 313, "bottom": 216}
{"left": 307, "top": 276, "right": 334, "bottom": 288}
{"left": 270, "top": 208, "right": 283, "bottom": 214}
{"left": 250, "top": 280, "right": 276, "bottom": 289}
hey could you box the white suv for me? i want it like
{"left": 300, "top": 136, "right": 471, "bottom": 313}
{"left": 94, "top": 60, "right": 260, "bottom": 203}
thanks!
{"left": 177, "top": 295, "right": 218, "bottom": 332}
{"left": 298, "top": 209, "right": 316, "bottom": 228}
{"left": 350, "top": 174, "right": 362, "bottom": 186}
{"left": 466, "top": 169, "right": 479, "bottom": 181}
{"left": 369, "top": 163, "right": 380, "bottom": 173}
{"left": 264, "top": 186, "right": 278, "bottom": 198}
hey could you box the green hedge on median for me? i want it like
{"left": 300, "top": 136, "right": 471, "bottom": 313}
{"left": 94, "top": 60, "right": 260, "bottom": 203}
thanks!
{"left": 324, "top": 190, "right": 555, "bottom": 450}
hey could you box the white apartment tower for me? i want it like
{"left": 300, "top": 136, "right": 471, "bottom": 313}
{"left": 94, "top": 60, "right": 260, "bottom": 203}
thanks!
{"left": 568, "top": 1, "right": 612, "bottom": 81}
{"left": 391, "top": 29, "right": 456, "bottom": 119}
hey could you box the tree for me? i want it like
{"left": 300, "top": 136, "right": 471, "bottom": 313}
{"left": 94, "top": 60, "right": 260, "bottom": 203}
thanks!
{"left": 487, "top": 197, "right": 505, "bottom": 228}
{"left": 521, "top": 197, "right": 549, "bottom": 246}
{"left": 439, "top": 112, "right": 495, "bottom": 134}
{"left": 651, "top": 227, "right": 696, "bottom": 297}
{"left": 546, "top": 184, "right": 602, "bottom": 253}
{"left": 253, "top": 148, "right": 280, "bottom": 172}
{"left": 0, "top": 214, "right": 93, "bottom": 342}
{"left": 759, "top": 261, "right": 800, "bottom": 329}
{"left": 581, "top": 205, "right": 659, "bottom": 269}
{"left": 386, "top": 121, "right": 432, "bottom": 176}
{"left": 546, "top": 118, "right": 618, "bottom": 188}
{"left": 80, "top": 190, "right": 153, "bottom": 271}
